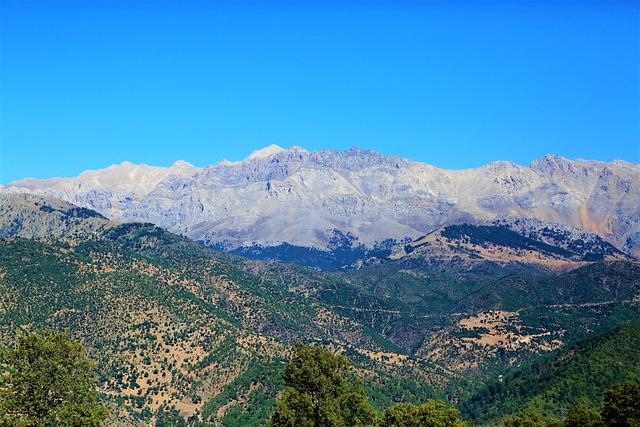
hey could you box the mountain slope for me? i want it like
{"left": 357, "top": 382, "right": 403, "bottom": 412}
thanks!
{"left": 2, "top": 147, "right": 638, "bottom": 256}
{"left": 0, "top": 196, "right": 466, "bottom": 424}
{"left": 459, "top": 322, "right": 640, "bottom": 424}
{"left": 0, "top": 193, "right": 116, "bottom": 240}
{"left": 1, "top": 236, "right": 462, "bottom": 424}
{"left": 0, "top": 194, "right": 638, "bottom": 425}
{"left": 387, "top": 223, "right": 633, "bottom": 274}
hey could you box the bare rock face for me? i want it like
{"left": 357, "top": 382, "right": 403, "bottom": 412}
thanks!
{"left": 2, "top": 146, "right": 638, "bottom": 254}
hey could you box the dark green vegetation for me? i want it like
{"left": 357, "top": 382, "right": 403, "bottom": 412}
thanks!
{"left": 441, "top": 225, "right": 576, "bottom": 259}
{"left": 268, "top": 343, "right": 640, "bottom": 427}
{"left": 1, "top": 334, "right": 638, "bottom": 427}
{"left": 390, "top": 222, "right": 635, "bottom": 276}
{"left": 267, "top": 342, "right": 377, "bottom": 427}
{"left": 457, "top": 261, "right": 640, "bottom": 312}
{"left": 268, "top": 342, "right": 468, "bottom": 427}
{"left": 227, "top": 230, "right": 395, "bottom": 271}
{"left": 601, "top": 382, "right": 640, "bottom": 426}
{"left": 0, "top": 196, "right": 638, "bottom": 425}
{"left": 379, "top": 401, "right": 469, "bottom": 427}
{"left": 439, "top": 224, "right": 631, "bottom": 263}
{"left": 460, "top": 322, "right": 640, "bottom": 424}
{"left": 227, "top": 241, "right": 395, "bottom": 272}
{"left": 0, "top": 331, "right": 109, "bottom": 426}
{"left": 227, "top": 223, "right": 633, "bottom": 271}
{"left": 229, "top": 242, "right": 368, "bottom": 271}
{"left": 37, "top": 204, "right": 108, "bottom": 220}
{"left": 493, "top": 220, "right": 632, "bottom": 263}
{"left": 0, "top": 231, "right": 462, "bottom": 424}
{"left": 493, "top": 381, "right": 640, "bottom": 426}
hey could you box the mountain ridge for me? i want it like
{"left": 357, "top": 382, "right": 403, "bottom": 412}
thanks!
{"left": 2, "top": 146, "right": 638, "bottom": 257}
{"left": 1, "top": 194, "right": 638, "bottom": 425}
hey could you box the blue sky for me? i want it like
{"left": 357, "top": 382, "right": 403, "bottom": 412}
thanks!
{"left": 1, "top": 0, "right": 638, "bottom": 184}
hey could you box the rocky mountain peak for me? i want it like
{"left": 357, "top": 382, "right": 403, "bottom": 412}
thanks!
{"left": 171, "top": 160, "right": 195, "bottom": 169}
{"left": 1, "top": 147, "right": 638, "bottom": 255}
{"left": 247, "top": 144, "right": 286, "bottom": 160}
{"left": 529, "top": 154, "right": 597, "bottom": 178}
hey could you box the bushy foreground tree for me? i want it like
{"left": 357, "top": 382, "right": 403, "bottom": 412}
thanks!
{"left": 267, "top": 342, "right": 470, "bottom": 427}
{"left": 601, "top": 382, "right": 640, "bottom": 427}
{"left": 380, "top": 400, "right": 470, "bottom": 427}
{"left": 267, "top": 342, "right": 377, "bottom": 427}
{"left": 501, "top": 412, "right": 562, "bottom": 427}
{"left": 564, "top": 404, "right": 602, "bottom": 427}
{"left": 0, "top": 330, "right": 109, "bottom": 426}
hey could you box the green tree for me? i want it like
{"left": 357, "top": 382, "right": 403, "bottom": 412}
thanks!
{"left": 601, "top": 382, "right": 640, "bottom": 427}
{"left": 564, "top": 404, "right": 602, "bottom": 427}
{"left": 501, "top": 412, "right": 561, "bottom": 427}
{"left": 267, "top": 342, "right": 377, "bottom": 427}
{"left": 380, "top": 400, "right": 470, "bottom": 427}
{"left": 0, "top": 330, "right": 109, "bottom": 426}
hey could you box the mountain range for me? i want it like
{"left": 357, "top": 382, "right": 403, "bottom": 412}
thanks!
{"left": 2, "top": 146, "right": 639, "bottom": 261}
{"left": 0, "top": 192, "right": 638, "bottom": 425}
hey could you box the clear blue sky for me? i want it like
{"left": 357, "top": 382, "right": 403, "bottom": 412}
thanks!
{"left": 1, "top": 0, "right": 638, "bottom": 184}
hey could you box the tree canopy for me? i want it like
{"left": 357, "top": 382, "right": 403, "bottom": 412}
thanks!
{"left": 564, "top": 404, "right": 602, "bottom": 427}
{"left": 267, "top": 342, "right": 472, "bottom": 427}
{"left": 0, "top": 330, "right": 109, "bottom": 426}
{"left": 380, "top": 400, "right": 470, "bottom": 427}
{"left": 601, "top": 382, "right": 640, "bottom": 427}
{"left": 267, "top": 342, "right": 376, "bottom": 427}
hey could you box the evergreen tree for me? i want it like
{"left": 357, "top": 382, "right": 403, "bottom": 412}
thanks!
{"left": 601, "top": 382, "right": 640, "bottom": 427}
{"left": 564, "top": 404, "right": 602, "bottom": 427}
{"left": 501, "top": 412, "right": 561, "bottom": 427}
{"left": 0, "top": 330, "right": 109, "bottom": 426}
{"left": 380, "top": 400, "right": 470, "bottom": 427}
{"left": 267, "top": 342, "right": 377, "bottom": 427}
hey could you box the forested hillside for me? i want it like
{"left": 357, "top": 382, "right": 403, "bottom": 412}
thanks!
{"left": 460, "top": 322, "right": 640, "bottom": 424}
{"left": 0, "top": 195, "right": 638, "bottom": 425}
{"left": 0, "top": 233, "right": 463, "bottom": 425}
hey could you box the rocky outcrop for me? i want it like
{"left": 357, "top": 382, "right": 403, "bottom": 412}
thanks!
{"left": 2, "top": 146, "right": 638, "bottom": 254}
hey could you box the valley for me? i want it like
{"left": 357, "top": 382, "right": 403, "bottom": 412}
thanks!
{"left": 3, "top": 0, "right": 638, "bottom": 420}
{"left": 0, "top": 192, "right": 638, "bottom": 425}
